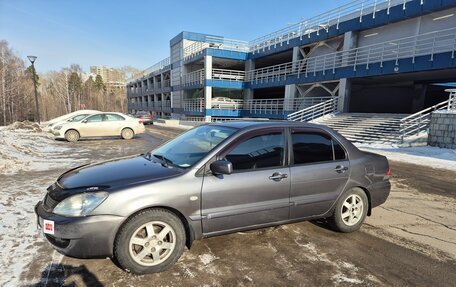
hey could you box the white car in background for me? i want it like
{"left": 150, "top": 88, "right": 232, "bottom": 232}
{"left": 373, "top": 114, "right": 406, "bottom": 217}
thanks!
{"left": 43, "top": 110, "right": 100, "bottom": 132}
{"left": 52, "top": 112, "right": 146, "bottom": 142}
{"left": 211, "top": 97, "right": 242, "bottom": 109}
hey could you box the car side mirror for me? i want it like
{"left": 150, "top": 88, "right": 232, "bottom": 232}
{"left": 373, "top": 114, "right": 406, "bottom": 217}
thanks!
{"left": 210, "top": 160, "right": 233, "bottom": 175}
{"left": 82, "top": 119, "right": 88, "bottom": 123}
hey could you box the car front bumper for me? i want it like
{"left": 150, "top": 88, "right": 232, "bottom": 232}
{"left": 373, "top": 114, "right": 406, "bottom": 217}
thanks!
{"left": 52, "top": 129, "right": 65, "bottom": 138}
{"left": 35, "top": 201, "right": 125, "bottom": 258}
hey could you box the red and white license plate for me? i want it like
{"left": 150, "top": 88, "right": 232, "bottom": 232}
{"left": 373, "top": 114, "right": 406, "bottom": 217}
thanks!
{"left": 43, "top": 219, "right": 55, "bottom": 235}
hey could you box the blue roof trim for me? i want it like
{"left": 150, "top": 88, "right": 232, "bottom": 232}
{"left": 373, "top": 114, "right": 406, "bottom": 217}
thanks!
{"left": 170, "top": 31, "right": 223, "bottom": 47}
{"left": 207, "top": 49, "right": 249, "bottom": 60}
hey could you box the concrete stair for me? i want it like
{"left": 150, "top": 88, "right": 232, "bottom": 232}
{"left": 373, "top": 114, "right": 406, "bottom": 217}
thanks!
{"left": 312, "top": 113, "right": 409, "bottom": 144}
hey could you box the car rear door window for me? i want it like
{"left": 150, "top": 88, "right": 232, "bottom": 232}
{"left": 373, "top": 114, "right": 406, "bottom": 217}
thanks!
{"left": 292, "top": 132, "right": 334, "bottom": 164}
{"left": 105, "top": 114, "right": 125, "bottom": 121}
{"left": 333, "top": 140, "right": 347, "bottom": 160}
{"left": 86, "top": 114, "right": 103, "bottom": 122}
{"left": 225, "top": 131, "right": 284, "bottom": 171}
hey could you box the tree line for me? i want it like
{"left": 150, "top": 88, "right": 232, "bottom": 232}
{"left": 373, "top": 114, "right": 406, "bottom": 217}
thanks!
{"left": 0, "top": 40, "right": 138, "bottom": 126}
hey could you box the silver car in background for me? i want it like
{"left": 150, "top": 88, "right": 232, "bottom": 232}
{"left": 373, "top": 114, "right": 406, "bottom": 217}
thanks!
{"left": 36, "top": 121, "right": 390, "bottom": 274}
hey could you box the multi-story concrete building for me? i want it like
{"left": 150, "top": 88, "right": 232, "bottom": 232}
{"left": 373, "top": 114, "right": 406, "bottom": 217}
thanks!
{"left": 127, "top": 0, "right": 456, "bottom": 143}
{"left": 90, "top": 66, "right": 125, "bottom": 89}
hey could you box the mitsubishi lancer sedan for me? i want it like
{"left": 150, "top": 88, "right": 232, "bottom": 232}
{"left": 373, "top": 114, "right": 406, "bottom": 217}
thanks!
{"left": 35, "top": 121, "right": 391, "bottom": 274}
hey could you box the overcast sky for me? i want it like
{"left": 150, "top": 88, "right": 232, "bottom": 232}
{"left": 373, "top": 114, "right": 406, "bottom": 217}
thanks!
{"left": 0, "top": 0, "right": 345, "bottom": 73}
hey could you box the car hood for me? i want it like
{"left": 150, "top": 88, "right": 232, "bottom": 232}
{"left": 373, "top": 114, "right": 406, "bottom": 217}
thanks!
{"left": 49, "top": 155, "right": 183, "bottom": 201}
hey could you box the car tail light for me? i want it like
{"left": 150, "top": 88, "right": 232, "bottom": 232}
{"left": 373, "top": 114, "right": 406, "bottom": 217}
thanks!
{"left": 139, "top": 120, "right": 143, "bottom": 125}
{"left": 384, "top": 167, "right": 391, "bottom": 179}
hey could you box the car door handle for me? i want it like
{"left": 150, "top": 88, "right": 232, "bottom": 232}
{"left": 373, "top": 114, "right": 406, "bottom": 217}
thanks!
{"left": 269, "top": 172, "right": 288, "bottom": 182}
{"left": 335, "top": 165, "right": 349, "bottom": 173}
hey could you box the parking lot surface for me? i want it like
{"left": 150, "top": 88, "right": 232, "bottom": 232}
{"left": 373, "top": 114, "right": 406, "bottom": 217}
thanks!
{"left": 4, "top": 126, "right": 454, "bottom": 287}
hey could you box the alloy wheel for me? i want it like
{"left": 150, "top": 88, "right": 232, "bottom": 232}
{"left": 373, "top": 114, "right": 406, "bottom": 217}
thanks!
{"left": 340, "top": 194, "right": 364, "bottom": 226}
{"left": 128, "top": 221, "right": 176, "bottom": 266}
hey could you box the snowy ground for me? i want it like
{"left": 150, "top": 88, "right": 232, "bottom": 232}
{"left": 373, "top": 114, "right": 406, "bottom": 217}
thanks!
{"left": 0, "top": 126, "right": 89, "bottom": 175}
{"left": 356, "top": 144, "right": 456, "bottom": 171}
{"left": 0, "top": 123, "right": 159, "bottom": 287}
{"left": 0, "top": 124, "right": 92, "bottom": 287}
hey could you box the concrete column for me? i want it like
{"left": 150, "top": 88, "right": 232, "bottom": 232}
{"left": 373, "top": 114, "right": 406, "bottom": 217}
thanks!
{"left": 244, "top": 59, "right": 255, "bottom": 102}
{"left": 338, "top": 78, "right": 351, "bottom": 112}
{"left": 284, "top": 85, "right": 297, "bottom": 111}
{"left": 411, "top": 83, "right": 427, "bottom": 113}
{"left": 284, "top": 46, "right": 302, "bottom": 111}
{"left": 342, "top": 31, "right": 358, "bottom": 65}
{"left": 338, "top": 31, "right": 358, "bottom": 112}
{"left": 204, "top": 56, "right": 213, "bottom": 122}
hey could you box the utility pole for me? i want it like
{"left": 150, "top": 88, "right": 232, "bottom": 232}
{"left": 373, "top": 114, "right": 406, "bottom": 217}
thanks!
{"left": 27, "top": 55, "right": 40, "bottom": 123}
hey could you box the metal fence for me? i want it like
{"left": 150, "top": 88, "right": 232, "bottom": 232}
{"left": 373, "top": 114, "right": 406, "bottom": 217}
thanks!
{"left": 182, "top": 69, "right": 245, "bottom": 85}
{"left": 287, "top": 97, "right": 339, "bottom": 122}
{"left": 127, "top": 57, "right": 171, "bottom": 82}
{"left": 249, "top": 0, "right": 414, "bottom": 53}
{"left": 247, "top": 97, "right": 333, "bottom": 114}
{"left": 399, "top": 99, "right": 450, "bottom": 141}
{"left": 447, "top": 89, "right": 456, "bottom": 111}
{"left": 184, "top": 36, "right": 249, "bottom": 61}
{"left": 183, "top": 69, "right": 205, "bottom": 86}
{"left": 212, "top": 69, "right": 245, "bottom": 81}
{"left": 247, "top": 27, "right": 456, "bottom": 82}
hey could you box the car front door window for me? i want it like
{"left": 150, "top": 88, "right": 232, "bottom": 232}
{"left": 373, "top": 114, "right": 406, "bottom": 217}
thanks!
{"left": 225, "top": 132, "right": 284, "bottom": 171}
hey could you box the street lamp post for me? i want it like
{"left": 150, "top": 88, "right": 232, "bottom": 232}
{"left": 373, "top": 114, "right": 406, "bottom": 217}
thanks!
{"left": 27, "top": 55, "right": 40, "bottom": 124}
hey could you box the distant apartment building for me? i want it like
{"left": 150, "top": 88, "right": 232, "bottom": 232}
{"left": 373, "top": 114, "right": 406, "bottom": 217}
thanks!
{"left": 90, "top": 66, "right": 125, "bottom": 89}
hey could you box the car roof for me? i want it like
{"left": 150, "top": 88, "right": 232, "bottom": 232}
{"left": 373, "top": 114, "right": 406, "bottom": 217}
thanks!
{"left": 211, "top": 120, "right": 330, "bottom": 131}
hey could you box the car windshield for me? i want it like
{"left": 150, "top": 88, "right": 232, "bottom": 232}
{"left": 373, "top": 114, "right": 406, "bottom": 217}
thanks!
{"left": 151, "top": 125, "right": 236, "bottom": 168}
{"left": 68, "top": 114, "right": 88, "bottom": 122}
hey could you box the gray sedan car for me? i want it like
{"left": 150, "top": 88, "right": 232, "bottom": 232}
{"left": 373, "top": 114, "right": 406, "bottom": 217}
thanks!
{"left": 35, "top": 121, "right": 390, "bottom": 274}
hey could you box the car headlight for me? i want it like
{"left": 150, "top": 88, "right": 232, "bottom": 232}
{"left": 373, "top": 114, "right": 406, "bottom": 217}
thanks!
{"left": 55, "top": 125, "right": 63, "bottom": 130}
{"left": 53, "top": 192, "right": 108, "bottom": 217}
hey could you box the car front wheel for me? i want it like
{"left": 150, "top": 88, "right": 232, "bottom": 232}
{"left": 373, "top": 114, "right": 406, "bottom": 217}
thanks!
{"left": 329, "top": 187, "right": 368, "bottom": 233}
{"left": 114, "top": 209, "right": 186, "bottom": 274}
{"left": 64, "top": 129, "right": 80, "bottom": 142}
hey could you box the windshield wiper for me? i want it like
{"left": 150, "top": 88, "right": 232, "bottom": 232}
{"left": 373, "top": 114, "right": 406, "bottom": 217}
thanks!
{"left": 152, "top": 154, "right": 175, "bottom": 167}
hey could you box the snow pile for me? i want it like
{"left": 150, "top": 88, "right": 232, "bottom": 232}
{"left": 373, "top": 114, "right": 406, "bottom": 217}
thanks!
{"left": 356, "top": 143, "right": 456, "bottom": 171}
{"left": 5, "top": 120, "right": 42, "bottom": 132}
{"left": 0, "top": 125, "right": 86, "bottom": 175}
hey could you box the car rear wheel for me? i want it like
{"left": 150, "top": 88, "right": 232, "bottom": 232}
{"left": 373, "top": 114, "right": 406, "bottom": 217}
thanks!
{"left": 114, "top": 209, "right": 186, "bottom": 274}
{"left": 121, "top": 128, "right": 134, "bottom": 140}
{"left": 64, "top": 129, "right": 80, "bottom": 142}
{"left": 329, "top": 188, "right": 368, "bottom": 233}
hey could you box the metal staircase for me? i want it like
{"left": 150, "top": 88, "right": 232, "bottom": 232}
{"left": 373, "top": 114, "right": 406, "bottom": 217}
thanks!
{"left": 287, "top": 97, "right": 453, "bottom": 144}
{"left": 312, "top": 113, "right": 406, "bottom": 144}
{"left": 399, "top": 99, "right": 451, "bottom": 142}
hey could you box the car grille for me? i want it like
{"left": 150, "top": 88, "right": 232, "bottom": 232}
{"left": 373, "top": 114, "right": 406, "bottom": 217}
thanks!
{"left": 43, "top": 193, "right": 59, "bottom": 210}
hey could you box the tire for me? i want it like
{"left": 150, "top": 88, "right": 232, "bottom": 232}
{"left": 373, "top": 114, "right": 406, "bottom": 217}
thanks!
{"left": 114, "top": 209, "right": 186, "bottom": 274}
{"left": 329, "top": 187, "right": 368, "bottom": 233}
{"left": 64, "top": 129, "right": 80, "bottom": 142}
{"left": 121, "top": 128, "right": 134, "bottom": 140}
